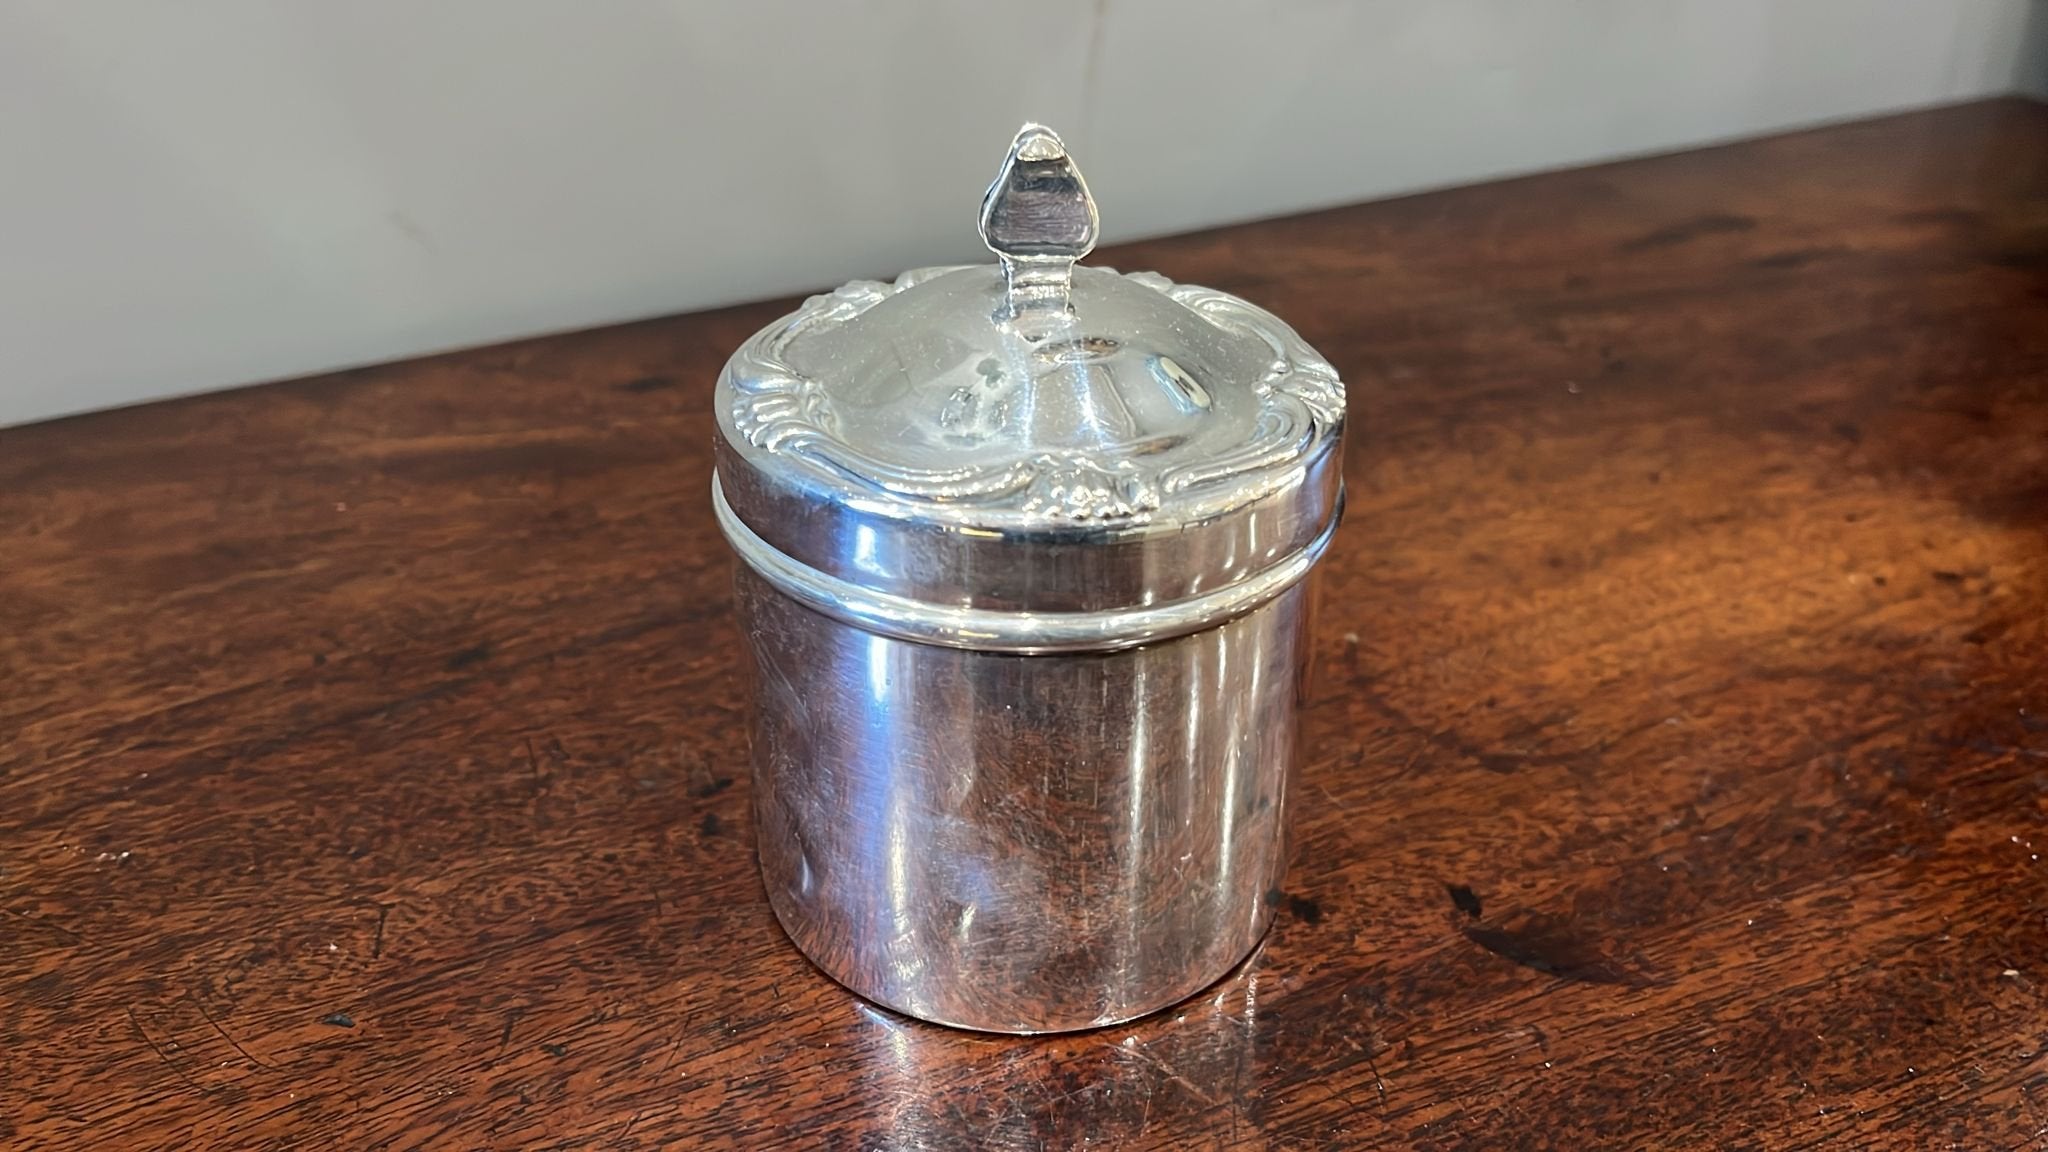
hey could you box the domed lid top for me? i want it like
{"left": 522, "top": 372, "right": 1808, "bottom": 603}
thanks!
{"left": 713, "top": 124, "right": 1346, "bottom": 644}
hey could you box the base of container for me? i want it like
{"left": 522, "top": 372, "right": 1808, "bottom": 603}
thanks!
{"left": 763, "top": 879, "right": 1280, "bottom": 1034}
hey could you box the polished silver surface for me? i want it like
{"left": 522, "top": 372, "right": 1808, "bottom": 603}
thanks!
{"left": 714, "top": 123, "right": 1347, "bottom": 1032}
{"left": 980, "top": 123, "right": 1097, "bottom": 325}
{"left": 741, "top": 567, "right": 1312, "bottom": 1033}
{"left": 711, "top": 124, "right": 1344, "bottom": 614}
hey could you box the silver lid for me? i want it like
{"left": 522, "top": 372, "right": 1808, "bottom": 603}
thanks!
{"left": 713, "top": 125, "right": 1345, "bottom": 652}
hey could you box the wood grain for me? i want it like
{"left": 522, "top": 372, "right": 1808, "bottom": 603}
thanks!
{"left": 5, "top": 98, "right": 2048, "bottom": 1150}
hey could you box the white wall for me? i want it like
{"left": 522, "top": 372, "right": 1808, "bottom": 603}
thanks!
{"left": 1, "top": 0, "right": 2039, "bottom": 428}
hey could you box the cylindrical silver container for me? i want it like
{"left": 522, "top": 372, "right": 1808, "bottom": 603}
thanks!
{"left": 713, "top": 126, "right": 1346, "bottom": 1033}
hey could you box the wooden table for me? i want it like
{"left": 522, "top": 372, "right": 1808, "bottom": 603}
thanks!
{"left": 6, "top": 98, "right": 2047, "bottom": 1150}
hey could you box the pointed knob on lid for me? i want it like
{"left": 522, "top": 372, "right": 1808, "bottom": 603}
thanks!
{"left": 979, "top": 124, "right": 1098, "bottom": 322}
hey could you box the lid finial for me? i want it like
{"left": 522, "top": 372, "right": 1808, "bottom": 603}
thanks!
{"left": 979, "top": 124, "right": 1098, "bottom": 323}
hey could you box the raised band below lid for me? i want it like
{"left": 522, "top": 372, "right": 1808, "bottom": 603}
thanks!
{"left": 716, "top": 473, "right": 1340, "bottom": 654}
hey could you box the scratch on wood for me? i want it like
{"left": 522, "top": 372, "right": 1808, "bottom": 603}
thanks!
{"left": 1317, "top": 781, "right": 1354, "bottom": 815}
{"left": 497, "top": 1007, "right": 524, "bottom": 1057}
{"left": 618, "top": 1031, "right": 690, "bottom": 1145}
{"left": 128, "top": 1007, "right": 219, "bottom": 1098}
{"left": 193, "top": 995, "right": 275, "bottom": 1070}
{"left": 1122, "top": 1043, "right": 1220, "bottom": 1108}
{"left": 1230, "top": 1029, "right": 1251, "bottom": 1144}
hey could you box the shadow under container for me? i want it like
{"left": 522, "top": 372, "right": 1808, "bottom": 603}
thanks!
{"left": 712, "top": 126, "right": 1347, "bottom": 1033}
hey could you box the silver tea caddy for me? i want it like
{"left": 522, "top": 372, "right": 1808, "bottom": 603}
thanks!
{"left": 713, "top": 125, "right": 1346, "bottom": 1033}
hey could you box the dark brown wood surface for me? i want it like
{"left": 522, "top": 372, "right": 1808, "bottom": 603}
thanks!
{"left": 6, "top": 98, "right": 2048, "bottom": 1150}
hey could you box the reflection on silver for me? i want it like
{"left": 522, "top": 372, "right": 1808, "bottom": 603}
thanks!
{"left": 716, "top": 124, "right": 1345, "bottom": 1033}
{"left": 850, "top": 945, "right": 1268, "bottom": 1148}
{"left": 980, "top": 123, "right": 1098, "bottom": 325}
{"left": 741, "top": 566, "right": 1311, "bottom": 1032}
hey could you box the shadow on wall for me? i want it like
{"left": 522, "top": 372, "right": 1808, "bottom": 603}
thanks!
{"left": 2025, "top": 0, "right": 2048, "bottom": 99}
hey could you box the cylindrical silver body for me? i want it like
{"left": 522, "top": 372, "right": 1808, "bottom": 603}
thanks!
{"left": 739, "top": 567, "right": 1312, "bottom": 1033}
{"left": 713, "top": 126, "right": 1346, "bottom": 1032}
